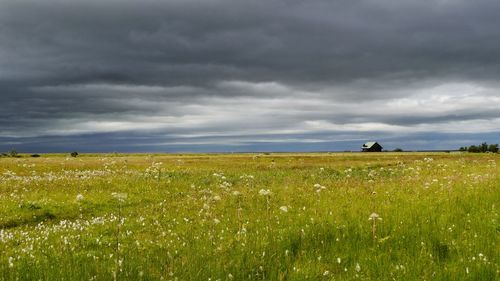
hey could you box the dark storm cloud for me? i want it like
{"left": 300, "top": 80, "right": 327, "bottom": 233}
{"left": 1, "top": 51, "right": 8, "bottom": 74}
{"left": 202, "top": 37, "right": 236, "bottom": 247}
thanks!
{"left": 4, "top": 0, "right": 500, "bottom": 86}
{"left": 1, "top": 0, "right": 500, "bottom": 151}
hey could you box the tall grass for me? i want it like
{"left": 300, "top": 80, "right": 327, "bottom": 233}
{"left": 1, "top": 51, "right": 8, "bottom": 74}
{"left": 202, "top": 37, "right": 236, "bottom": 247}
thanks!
{"left": 0, "top": 153, "right": 498, "bottom": 280}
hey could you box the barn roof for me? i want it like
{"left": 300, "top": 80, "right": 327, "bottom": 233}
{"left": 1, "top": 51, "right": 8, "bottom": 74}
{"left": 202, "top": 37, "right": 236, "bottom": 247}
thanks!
{"left": 362, "top": 141, "right": 379, "bottom": 148}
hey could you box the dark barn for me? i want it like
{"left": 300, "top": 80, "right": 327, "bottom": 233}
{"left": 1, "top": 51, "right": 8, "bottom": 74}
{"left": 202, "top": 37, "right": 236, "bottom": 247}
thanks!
{"left": 362, "top": 141, "right": 383, "bottom": 152}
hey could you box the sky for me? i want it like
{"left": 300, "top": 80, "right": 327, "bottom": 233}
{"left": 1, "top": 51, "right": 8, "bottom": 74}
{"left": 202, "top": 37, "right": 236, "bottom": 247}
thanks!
{"left": 1, "top": 0, "right": 500, "bottom": 153}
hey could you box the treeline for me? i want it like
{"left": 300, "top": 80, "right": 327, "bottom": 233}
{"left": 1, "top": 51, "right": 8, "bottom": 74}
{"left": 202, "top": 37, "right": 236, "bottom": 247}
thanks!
{"left": 1, "top": 150, "right": 78, "bottom": 158}
{"left": 0, "top": 149, "right": 20, "bottom": 157}
{"left": 0, "top": 150, "right": 40, "bottom": 158}
{"left": 459, "top": 142, "right": 499, "bottom": 153}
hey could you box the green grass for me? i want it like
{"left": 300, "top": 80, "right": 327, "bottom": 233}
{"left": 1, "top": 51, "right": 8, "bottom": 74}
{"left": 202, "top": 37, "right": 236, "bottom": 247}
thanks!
{"left": 0, "top": 152, "right": 498, "bottom": 280}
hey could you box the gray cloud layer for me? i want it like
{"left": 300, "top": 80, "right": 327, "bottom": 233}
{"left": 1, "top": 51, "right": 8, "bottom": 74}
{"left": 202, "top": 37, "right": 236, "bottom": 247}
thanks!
{"left": 1, "top": 0, "right": 500, "bottom": 151}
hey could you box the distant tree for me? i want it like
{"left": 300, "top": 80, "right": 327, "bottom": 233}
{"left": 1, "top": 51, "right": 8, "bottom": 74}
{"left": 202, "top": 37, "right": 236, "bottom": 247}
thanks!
{"left": 70, "top": 152, "right": 79, "bottom": 157}
{"left": 488, "top": 144, "right": 499, "bottom": 153}
{"left": 393, "top": 148, "right": 403, "bottom": 152}
{"left": 458, "top": 147, "right": 467, "bottom": 152}
{"left": 480, "top": 142, "right": 488, "bottom": 153}
{"left": 30, "top": 154, "right": 41, "bottom": 158}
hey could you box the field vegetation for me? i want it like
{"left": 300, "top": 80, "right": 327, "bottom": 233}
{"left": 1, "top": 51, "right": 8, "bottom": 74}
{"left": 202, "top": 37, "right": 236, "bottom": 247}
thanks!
{"left": 0, "top": 152, "right": 498, "bottom": 280}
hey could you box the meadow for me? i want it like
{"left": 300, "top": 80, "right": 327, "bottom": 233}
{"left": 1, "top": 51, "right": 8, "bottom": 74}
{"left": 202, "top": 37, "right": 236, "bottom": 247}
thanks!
{"left": 0, "top": 152, "right": 498, "bottom": 280}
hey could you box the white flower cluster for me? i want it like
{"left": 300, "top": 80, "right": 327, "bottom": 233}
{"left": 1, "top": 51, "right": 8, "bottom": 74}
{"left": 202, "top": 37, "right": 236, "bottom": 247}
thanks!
{"left": 314, "top": 183, "right": 326, "bottom": 193}
{"left": 258, "top": 189, "right": 271, "bottom": 196}
{"left": 144, "top": 162, "right": 163, "bottom": 179}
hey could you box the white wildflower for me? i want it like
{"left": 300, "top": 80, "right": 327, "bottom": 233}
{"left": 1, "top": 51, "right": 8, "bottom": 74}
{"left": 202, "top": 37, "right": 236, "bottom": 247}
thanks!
{"left": 279, "top": 206, "right": 288, "bottom": 213}
{"left": 314, "top": 183, "right": 326, "bottom": 192}
{"left": 259, "top": 189, "right": 271, "bottom": 196}
{"left": 76, "top": 194, "right": 84, "bottom": 201}
{"left": 368, "top": 213, "right": 382, "bottom": 221}
{"left": 355, "top": 263, "right": 361, "bottom": 272}
{"left": 111, "top": 192, "right": 127, "bottom": 201}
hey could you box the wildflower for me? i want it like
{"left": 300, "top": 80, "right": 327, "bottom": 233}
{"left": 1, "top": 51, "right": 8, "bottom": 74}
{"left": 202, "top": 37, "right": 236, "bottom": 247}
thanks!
{"left": 314, "top": 183, "right": 326, "bottom": 192}
{"left": 8, "top": 257, "right": 14, "bottom": 268}
{"left": 213, "top": 218, "right": 220, "bottom": 224}
{"left": 111, "top": 192, "right": 127, "bottom": 201}
{"left": 212, "top": 195, "right": 221, "bottom": 201}
{"left": 279, "top": 206, "right": 288, "bottom": 213}
{"left": 220, "top": 181, "right": 232, "bottom": 188}
{"left": 369, "top": 213, "right": 382, "bottom": 240}
{"left": 232, "top": 191, "right": 241, "bottom": 196}
{"left": 259, "top": 189, "right": 271, "bottom": 196}
{"left": 355, "top": 263, "right": 361, "bottom": 272}
{"left": 76, "top": 194, "right": 84, "bottom": 201}
{"left": 337, "top": 257, "right": 341, "bottom": 264}
{"left": 323, "top": 270, "right": 330, "bottom": 276}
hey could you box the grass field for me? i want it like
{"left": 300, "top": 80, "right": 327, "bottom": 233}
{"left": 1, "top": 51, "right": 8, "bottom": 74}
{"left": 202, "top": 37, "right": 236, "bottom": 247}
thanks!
{"left": 0, "top": 152, "right": 498, "bottom": 280}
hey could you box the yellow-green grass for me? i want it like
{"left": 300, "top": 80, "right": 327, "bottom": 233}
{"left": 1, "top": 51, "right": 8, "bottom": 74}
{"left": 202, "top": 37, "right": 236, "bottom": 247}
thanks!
{"left": 0, "top": 152, "right": 498, "bottom": 280}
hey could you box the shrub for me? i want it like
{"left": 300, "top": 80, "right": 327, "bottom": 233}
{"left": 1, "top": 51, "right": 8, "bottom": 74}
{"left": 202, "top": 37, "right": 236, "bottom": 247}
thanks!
{"left": 70, "top": 152, "right": 79, "bottom": 157}
{"left": 468, "top": 145, "right": 480, "bottom": 153}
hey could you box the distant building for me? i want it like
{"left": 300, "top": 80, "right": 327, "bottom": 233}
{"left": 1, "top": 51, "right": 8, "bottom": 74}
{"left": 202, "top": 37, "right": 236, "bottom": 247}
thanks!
{"left": 362, "top": 141, "right": 383, "bottom": 152}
